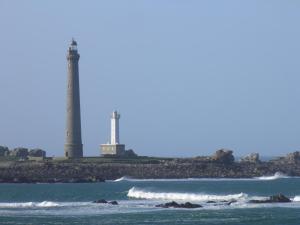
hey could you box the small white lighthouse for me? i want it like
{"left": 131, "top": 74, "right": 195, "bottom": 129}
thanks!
{"left": 111, "top": 111, "right": 120, "bottom": 144}
{"left": 101, "top": 110, "right": 125, "bottom": 156}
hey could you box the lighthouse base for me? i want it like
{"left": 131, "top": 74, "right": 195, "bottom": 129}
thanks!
{"left": 100, "top": 144, "right": 125, "bottom": 156}
{"left": 64, "top": 143, "right": 83, "bottom": 158}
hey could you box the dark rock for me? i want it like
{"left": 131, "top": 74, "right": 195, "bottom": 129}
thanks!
{"left": 28, "top": 149, "right": 46, "bottom": 157}
{"left": 156, "top": 201, "right": 202, "bottom": 208}
{"left": 11, "top": 177, "right": 36, "bottom": 183}
{"left": 109, "top": 201, "right": 118, "bottom": 205}
{"left": 93, "top": 199, "right": 118, "bottom": 205}
{"left": 207, "top": 200, "right": 236, "bottom": 206}
{"left": 285, "top": 152, "right": 300, "bottom": 164}
{"left": 211, "top": 149, "right": 234, "bottom": 164}
{"left": 123, "top": 149, "right": 138, "bottom": 158}
{"left": 0, "top": 151, "right": 300, "bottom": 183}
{"left": 0, "top": 146, "right": 9, "bottom": 157}
{"left": 93, "top": 199, "right": 108, "bottom": 204}
{"left": 206, "top": 201, "right": 216, "bottom": 203}
{"left": 249, "top": 194, "right": 291, "bottom": 204}
{"left": 240, "top": 153, "right": 260, "bottom": 163}
{"left": 9, "top": 147, "right": 28, "bottom": 158}
{"left": 269, "top": 194, "right": 291, "bottom": 202}
{"left": 226, "top": 200, "right": 237, "bottom": 205}
{"left": 181, "top": 202, "right": 202, "bottom": 208}
{"left": 156, "top": 201, "right": 179, "bottom": 208}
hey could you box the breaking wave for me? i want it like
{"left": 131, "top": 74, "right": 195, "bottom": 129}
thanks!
{"left": 0, "top": 196, "right": 299, "bottom": 216}
{"left": 0, "top": 201, "right": 59, "bottom": 208}
{"left": 114, "top": 176, "right": 132, "bottom": 182}
{"left": 293, "top": 196, "right": 300, "bottom": 202}
{"left": 113, "top": 177, "right": 256, "bottom": 182}
{"left": 114, "top": 173, "right": 295, "bottom": 182}
{"left": 127, "top": 187, "right": 247, "bottom": 202}
{"left": 113, "top": 177, "right": 204, "bottom": 182}
{"left": 256, "top": 172, "right": 289, "bottom": 180}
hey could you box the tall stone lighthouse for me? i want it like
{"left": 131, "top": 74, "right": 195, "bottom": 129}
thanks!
{"left": 64, "top": 39, "right": 83, "bottom": 158}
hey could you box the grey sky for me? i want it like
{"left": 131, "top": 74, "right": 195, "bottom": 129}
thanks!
{"left": 0, "top": 0, "right": 300, "bottom": 157}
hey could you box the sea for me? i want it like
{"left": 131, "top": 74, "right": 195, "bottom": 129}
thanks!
{"left": 0, "top": 172, "right": 299, "bottom": 225}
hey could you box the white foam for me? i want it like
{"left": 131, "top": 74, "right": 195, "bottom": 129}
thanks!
{"left": 256, "top": 172, "right": 289, "bottom": 180}
{"left": 293, "top": 196, "right": 300, "bottom": 202}
{"left": 114, "top": 176, "right": 131, "bottom": 182}
{"left": 113, "top": 176, "right": 196, "bottom": 182}
{"left": 0, "top": 197, "right": 299, "bottom": 216}
{"left": 0, "top": 201, "right": 59, "bottom": 208}
{"left": 113, "top": 177, "right": 254, "bottom": 182}
{"left": 114, "top": 176, "right": 192, "bottom": 182}
{"left": 37, "top": 201, "right": 59, "bottom": 207}
{"left": 113, "top": 173, "right": 297, "bottom": 182}
{"left": 127, "top": 187, "right": 247, "bottom": 202}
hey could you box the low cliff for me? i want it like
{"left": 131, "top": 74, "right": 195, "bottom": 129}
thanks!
{"left": 0, "top": 152, "right": 299, "bottom": 183}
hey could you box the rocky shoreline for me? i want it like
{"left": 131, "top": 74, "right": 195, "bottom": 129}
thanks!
{"left": 0, "top": 150, "right": 299, "bottom": 183}
{"left": 92, "top": 193, "right": 294, "bottom": 209}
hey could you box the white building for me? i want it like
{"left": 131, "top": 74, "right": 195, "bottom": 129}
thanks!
{"left": 101, "top": 111, "right": 125, "bottom": 156}
{"left": 110, "top": 111, "right": 120, "bottom": 144}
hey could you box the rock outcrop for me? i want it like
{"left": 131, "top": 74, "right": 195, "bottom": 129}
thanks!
{"left": 29, "top": 149, "right": 46, "bottom": 157}
{"left": 0, "top": 149, "right": 299, "bottom": 183}
{"left": 240, "top": 153, "right": 260, "bottom": 163}
{"left": 109, "top": 200, "right": 118, "bottom": 205}
{"left": 249, "top": 194, "right": 291, "bottom": 203}
{"left": 9, "top": 148, "right": 28, "bottom": 158}
{"left": 93, "top": 199, "right": 108, "bottom": 203}
{"left": 0, "top": 146, "right": 9, "bottom": 156}
{"left": 156, "top": 201, "right": 202, "bottom": 208}
{"left": 123, "top": 149, "right": 137, "bottom": 158}
{"left": 285, "top": 151, "right": 300, "bottom": 164}
{"left": 211, "top": 149, "right": 234, "bottom": 164}
{"left": 93, "top": 199, "right": 118, "bottom": 205}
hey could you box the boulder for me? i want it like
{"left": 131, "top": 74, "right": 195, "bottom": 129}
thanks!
{"left": 206, "top": 200, "right": 236, "bottom": 205}
{"left": 93, "top": 199, "right": 118, "bottom": 205}
{"left": 123, "top": 149, "right": 138, "bottom": 158}
{"left": 109, "top": 201, "right": 118, "bottom": 205}
{"left": 9, "top": 147, "right": 28, "bottom": 158}
{"left": 226, "top": 200, "right": 237, "bottom": 205}
{"left": 269, "top": 194, "right": 291, "bottom": 202}
{"left": 4, "top": 150, "right": 10, "bottom": 156}
{"left": 285, "top": 151, "right": 300, "bottom": 164}
{"left": 211, "top": 149, "right": 234, "bottom": 164}
{"left": 29, "top": 149, "right": 46, "bottom": 157}
{"left": 156, "top": 201, "right": 202, "bottom": 208}
{"left": 240, "top": 153, "right": 260, "bottom": 163}
{"left": 93, "top": 199, "right": 108, "bottom": 203}
{"left": 206, "top": 201, "right": 216, "bottom": 203}
{"left": 181, "top": 202, "right": 202, "bottom": 208}
{"left": 0, "top": 146, "right": 9, "bottom": 157}
{"left": 156, "top": 201, "right": 179, "bottom": 208}
{"left": 249, "top": 194, "right": 291, "bottom": 203}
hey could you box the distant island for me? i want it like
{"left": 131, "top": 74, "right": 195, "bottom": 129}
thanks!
{"left": 0, "top": 147, "right": 299, "bottom": 183}
{"left": 0, "top": 41, "right": 299, "bottom": 183}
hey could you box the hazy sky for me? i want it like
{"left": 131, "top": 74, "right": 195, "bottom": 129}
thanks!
{"left": 0, "top": 0, "right": 300, "bottom": 157}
